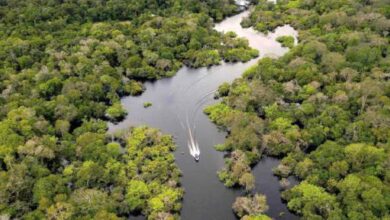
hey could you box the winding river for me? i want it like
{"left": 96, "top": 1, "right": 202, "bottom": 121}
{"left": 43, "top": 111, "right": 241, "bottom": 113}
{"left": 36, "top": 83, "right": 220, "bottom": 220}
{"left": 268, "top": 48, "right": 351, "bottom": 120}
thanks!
{"left": 109, "top": 9, "right": 298, "bottom": 220}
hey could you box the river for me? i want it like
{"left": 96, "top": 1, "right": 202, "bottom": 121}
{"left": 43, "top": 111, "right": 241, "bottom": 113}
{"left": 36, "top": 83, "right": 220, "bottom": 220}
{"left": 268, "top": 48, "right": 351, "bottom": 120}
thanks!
{"left": 109, "top": 9, "right": 298, "bottom": 220}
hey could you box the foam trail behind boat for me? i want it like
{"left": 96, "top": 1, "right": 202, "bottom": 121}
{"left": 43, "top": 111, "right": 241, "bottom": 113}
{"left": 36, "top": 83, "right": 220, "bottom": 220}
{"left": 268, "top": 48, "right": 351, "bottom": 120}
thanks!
{"left": 194, "top": 141, "right": 200, "bottom": 155}
{"left": 187, "top": 123, "right": 200, "bottom": 159}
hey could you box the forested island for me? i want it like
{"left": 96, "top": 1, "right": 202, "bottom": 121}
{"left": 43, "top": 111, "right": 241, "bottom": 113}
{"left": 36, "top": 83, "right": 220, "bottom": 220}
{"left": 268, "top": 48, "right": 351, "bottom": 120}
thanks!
{"left": 0, "top": 0, "right": 389, "bottom": 219}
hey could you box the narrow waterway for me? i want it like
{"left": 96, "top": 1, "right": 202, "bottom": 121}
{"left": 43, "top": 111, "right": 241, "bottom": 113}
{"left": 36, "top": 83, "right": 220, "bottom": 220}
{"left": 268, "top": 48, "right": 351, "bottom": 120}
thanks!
{"left": 109, "top": 9, "right": 298, "bottom": 220}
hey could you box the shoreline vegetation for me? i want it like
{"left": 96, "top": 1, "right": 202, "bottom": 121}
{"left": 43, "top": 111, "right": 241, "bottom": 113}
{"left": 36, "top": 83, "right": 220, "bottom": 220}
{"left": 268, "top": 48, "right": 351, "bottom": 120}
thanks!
{"left": 206, "top": 0, "right": 390, "bottom": 219}
{"left": 276, "top": 35, "right": 295, "bottom": 49}
{"left": 0, "top": 0, "right": 259, "bottom": 219}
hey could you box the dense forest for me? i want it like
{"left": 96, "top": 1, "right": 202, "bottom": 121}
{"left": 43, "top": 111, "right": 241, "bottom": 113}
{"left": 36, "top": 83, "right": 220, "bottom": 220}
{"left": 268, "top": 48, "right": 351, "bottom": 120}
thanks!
{"left": 2, "top": 0, "right": 390, "bottom": 219}
{"left": 0, "top": 0, "right": 261, "bottom": 219}
{"left": 206, "top": 0, "right": 390, "bottom": 219}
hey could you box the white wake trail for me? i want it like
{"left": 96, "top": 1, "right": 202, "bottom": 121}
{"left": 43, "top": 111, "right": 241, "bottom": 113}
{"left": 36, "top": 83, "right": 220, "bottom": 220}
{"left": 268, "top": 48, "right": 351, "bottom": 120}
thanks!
{"left": 187, "top": 122, "right": 200, "bottom": 159}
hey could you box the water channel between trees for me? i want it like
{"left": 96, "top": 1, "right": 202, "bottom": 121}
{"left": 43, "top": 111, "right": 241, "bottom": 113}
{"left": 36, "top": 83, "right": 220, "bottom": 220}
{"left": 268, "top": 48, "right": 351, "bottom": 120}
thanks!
{"left": 109, "top": 9, "right": 299, "bottom": 220}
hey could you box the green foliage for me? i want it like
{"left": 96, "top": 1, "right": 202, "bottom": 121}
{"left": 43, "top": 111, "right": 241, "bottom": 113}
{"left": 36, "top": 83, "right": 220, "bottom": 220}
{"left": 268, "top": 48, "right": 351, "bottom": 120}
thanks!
{"left": 223, "top": 48, "right": 259, "bottom": 62}
{"left": 206, "top": 0, "right": 390, "bottom": 219}
{"left": 276, "top": 36, "right": 295, "bottom": 49}
{"left": 70, "top": 188, "right": 114, "bottom": 217}
{"left": 217, "top": 150, "right": 256, "bottom": 190}
{"left": 344, "top": 143, "right": 385, "bottom": 172}
{"left": 126, "top": 80, "right": 144, "bottom": 96}
{"left": 186, "top": 50, "right": 221, "bottom": 67}
{"left": 106, "top": 103, "right": 127, "bottom": 121}
{"left": 216, "top": 82, "right": 231, "bottom": 98}
{"left": 232, "top": 194, "right": 270, "bottom": 219}
{"left": 205, "top": 103, "right": 233, "bottom": 124}
{"left": 241, "top": 215, "right": 272, "bottom": 220}
{"left": 337, "top": 174, "right": 390, "bottom": 219}
{"left": 0, "top": 1, "right": 260, "bottom": 217}
{"left": 346, "top": 45, "right": 382, "bottom": 71}
{"left": 124, "top": 127, "right": 183, "bottom": 217}
{"left": 126, "top": 180, "right": 151, "bottom": 211}
{"left": 0, "top": 118, "right": 182, "bottom": 219}
{"left": 283, "top": 182, "right": 343, "bottom": 219}
{"left": 143, "top": 102, "right": 153, "bottom": 108}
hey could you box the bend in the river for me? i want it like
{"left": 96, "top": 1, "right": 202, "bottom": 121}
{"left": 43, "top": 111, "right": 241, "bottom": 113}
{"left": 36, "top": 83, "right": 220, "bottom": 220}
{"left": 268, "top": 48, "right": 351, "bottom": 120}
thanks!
{"left": 109, "top": 9, "right": 298, "bottom": 220}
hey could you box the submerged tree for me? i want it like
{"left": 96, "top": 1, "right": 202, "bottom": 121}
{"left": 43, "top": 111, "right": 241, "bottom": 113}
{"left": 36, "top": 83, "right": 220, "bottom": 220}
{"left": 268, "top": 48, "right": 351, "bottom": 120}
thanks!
{"left": 233, "top": 194, "right": 270, "bottom": 219}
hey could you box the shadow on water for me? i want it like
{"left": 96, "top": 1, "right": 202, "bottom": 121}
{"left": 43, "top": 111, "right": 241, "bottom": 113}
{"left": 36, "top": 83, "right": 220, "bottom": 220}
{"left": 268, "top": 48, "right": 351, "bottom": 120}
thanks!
{"left": 110, "top": 8, "right": 299, "bottom": 220}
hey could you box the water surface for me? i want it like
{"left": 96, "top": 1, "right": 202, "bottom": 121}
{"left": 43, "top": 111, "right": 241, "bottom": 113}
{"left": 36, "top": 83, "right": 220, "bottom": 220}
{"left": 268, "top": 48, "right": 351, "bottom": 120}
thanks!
{"left": 109, "top": 10, "right": 298, "bottom": 220}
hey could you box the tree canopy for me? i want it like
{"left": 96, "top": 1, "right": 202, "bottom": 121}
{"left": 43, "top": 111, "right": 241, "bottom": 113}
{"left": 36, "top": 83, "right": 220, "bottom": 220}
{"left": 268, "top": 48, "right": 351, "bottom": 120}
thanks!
{"left": 0, "top": 0, "right": 260, "bottom": 218}
{"left": 206, "top": 0, "right": 390, "bottom": 218}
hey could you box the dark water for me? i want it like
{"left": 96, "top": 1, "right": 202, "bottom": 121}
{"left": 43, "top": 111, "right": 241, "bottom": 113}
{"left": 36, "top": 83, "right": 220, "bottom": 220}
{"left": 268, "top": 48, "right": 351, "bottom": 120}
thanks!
{"left": 109, "top": 10, "right": 298, "bottom": 220}
{"left": 253, "top": 157, "right": 299, "bottom": 219}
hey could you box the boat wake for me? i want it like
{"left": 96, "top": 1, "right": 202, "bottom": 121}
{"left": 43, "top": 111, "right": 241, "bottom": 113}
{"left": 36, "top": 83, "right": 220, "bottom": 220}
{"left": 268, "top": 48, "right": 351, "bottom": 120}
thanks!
{"left": 186, "top": 116, "right": 200, "bottom": 161}
{"left": 184, "top": 89, "right": 218, "bottom": 162}
{"left": 174, "top": 75, "right": 218, "bottom": 161}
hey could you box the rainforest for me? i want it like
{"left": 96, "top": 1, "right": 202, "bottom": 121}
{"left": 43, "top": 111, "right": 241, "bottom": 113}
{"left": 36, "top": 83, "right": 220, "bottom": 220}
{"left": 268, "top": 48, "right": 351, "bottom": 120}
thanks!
{"left": 0, "top": 0, "right": 389, "bottom": 220}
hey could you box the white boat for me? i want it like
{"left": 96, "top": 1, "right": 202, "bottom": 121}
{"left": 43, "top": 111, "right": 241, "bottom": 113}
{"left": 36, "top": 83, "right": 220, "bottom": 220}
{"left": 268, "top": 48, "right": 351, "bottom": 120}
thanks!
{"left": 194, "top": 153, "right": 200, "bottom": 161}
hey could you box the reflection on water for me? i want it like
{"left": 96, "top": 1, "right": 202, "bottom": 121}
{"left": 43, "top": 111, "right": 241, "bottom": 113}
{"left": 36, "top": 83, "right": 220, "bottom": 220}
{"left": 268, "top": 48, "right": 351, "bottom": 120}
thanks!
{"left": 110, "top": 9, "right": 298, "bottom": 220}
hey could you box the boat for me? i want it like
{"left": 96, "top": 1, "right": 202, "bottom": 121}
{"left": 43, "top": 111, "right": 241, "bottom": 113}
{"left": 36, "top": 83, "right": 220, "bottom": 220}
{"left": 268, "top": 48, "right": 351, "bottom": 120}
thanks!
{"left": 194, "top": 153, "right": 200, "bottom": 162}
